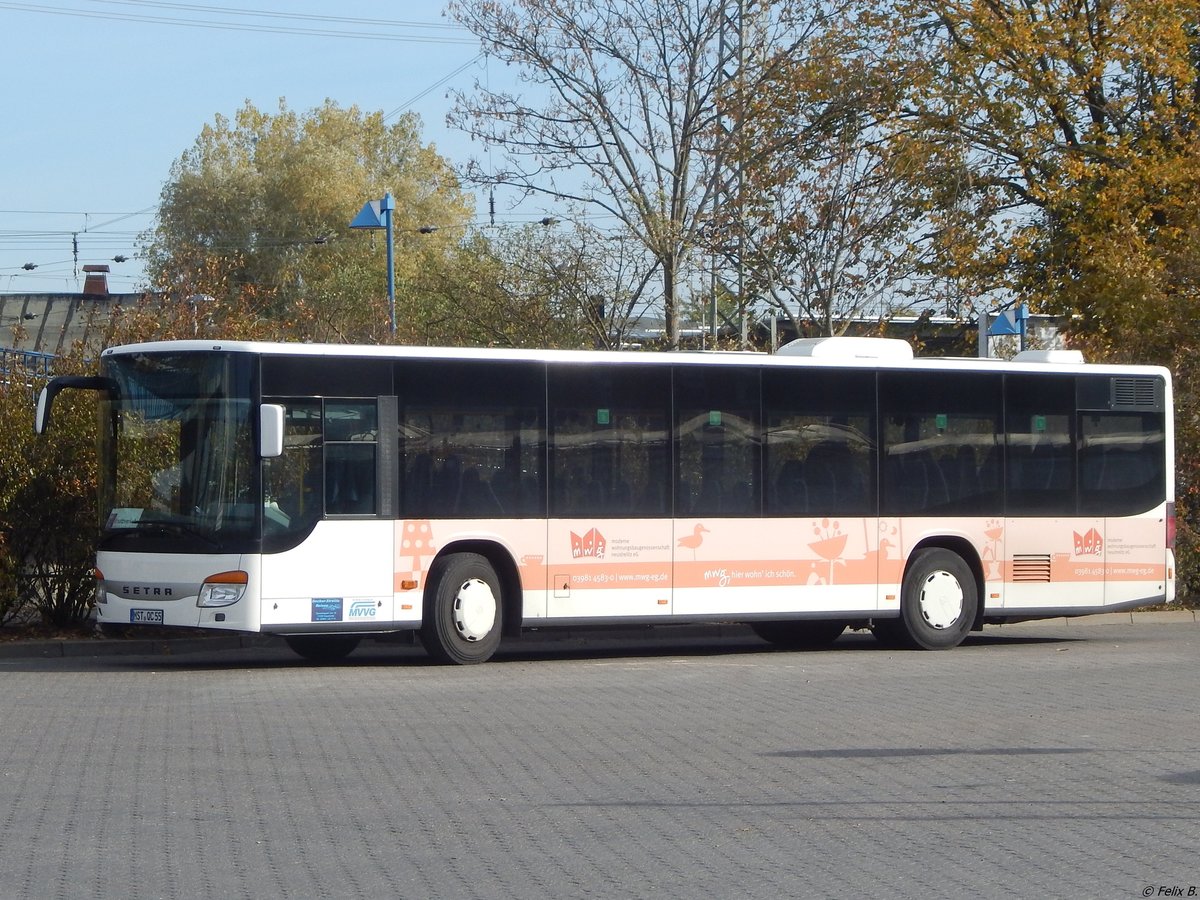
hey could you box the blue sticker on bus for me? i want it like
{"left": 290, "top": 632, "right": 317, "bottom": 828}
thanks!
{"left": 311, "top": 598, "right": 343, "bottom": 622}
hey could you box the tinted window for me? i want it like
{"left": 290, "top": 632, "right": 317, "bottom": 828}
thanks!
{"left": 1079, "top": 412, "right": 1165, "bottom": 515}
{"left": 549, "top": 364, "right": 670, "bottom": 517}
{"left": 398, "top": 361, "right": 545, "bottom": 518}
{"left": 674, "top": 366, "right": 760, "bottom": 516}
{"left": 1005, "top": 375, "right": 1073, "bottom": 515}
{"left": 881, "top": 371, "right": 1002, "bottom": 515}
{"left": 763, "top": 368, "right": 876, "bottom": 516}
{"left": 324, "top": 401, "right": 378, "bottom": 515}
{"left": 262, "top": 356, "right": 392, "bottom": 397}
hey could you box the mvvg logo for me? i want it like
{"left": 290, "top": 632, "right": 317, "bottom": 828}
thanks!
{"left": 348, "top": 600, "right": 377, "bottom": 618}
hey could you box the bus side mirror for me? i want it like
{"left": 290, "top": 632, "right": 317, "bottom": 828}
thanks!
{"left": 34, "top": 375, "right": 113, "bottom": 434}
{"left": 259, "top": 404, "right": 285, "bottom": 458}
{"left": 34, "top": 386, "right": 51, "bottom": 435}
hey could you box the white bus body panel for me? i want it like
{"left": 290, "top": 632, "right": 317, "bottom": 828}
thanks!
{"left": 94, "top": 551, "right": 254, "bottom": 631}
{"left": 1104, "top": 508, "right": 1172, "bottom": 606}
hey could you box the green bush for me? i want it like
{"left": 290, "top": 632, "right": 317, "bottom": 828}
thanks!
{"left": 0, "top": 357, "right": 98, "bottom": 626}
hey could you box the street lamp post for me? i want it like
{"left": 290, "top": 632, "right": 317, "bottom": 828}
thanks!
{"left": 350, "top": 191, "right": 397, "bottom": 334}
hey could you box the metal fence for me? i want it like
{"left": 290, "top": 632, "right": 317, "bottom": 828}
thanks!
{"left": 0, "top": 348, "right": 56, "bottom": 381}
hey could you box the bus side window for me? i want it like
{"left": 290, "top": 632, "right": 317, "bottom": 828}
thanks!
{"left": 397, "top": 360, "right": 546, "bottom": 519}
{"left": 1005, "top": 375, "right": 1074, "bottom": 515}
{"left": 674, "top": 366, "right": 761, "bottom": 517}
{"left": 549, "top": 365, "right": 670, "bottom": 519}
{"left": 763, "top": 369, "right": 876, "bottom": 517}
{"left": 1079, "top": 412, "right": 1165, "bottom": 516}
{"left": 262, "top": 398, "right": 323, "bottom": 546}
{"left": 324, "top": 400, "right": 378, "bottom": 516}
{"left": 880, "top": 372, "right": 1003, "bottom": 516}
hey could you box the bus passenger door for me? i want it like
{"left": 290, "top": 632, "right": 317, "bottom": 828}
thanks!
{"left": 260, "top": 396, "right": 398, "bottom": 628}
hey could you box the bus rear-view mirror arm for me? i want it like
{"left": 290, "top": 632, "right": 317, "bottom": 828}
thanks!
{"left": 34, "top": 376, "right": 115, "bottom": 435}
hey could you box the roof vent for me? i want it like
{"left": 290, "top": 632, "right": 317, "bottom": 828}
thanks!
{"left": 1111, "top": 377, "right": 1163, "bottom": 411}
{"left": 776, "top": 337, "right": 914, "bottom": 361}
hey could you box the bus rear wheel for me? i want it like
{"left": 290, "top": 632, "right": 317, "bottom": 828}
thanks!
{"left": 751, "top": 620, "right": 846, "bottom": 648}
{"left": 420, "top": 552, "right": 504, "bottom": 665}
{"left": 894, "top": 548, "right": 977, "bottom": 650}
{"left": 284, "top": 635, "right": 361, "bottom": 661}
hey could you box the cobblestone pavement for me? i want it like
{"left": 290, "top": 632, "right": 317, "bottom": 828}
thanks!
{"left": 1, "top": 621, "right": 1197, "bottom": 899}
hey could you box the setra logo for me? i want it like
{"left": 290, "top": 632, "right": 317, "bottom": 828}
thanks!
{"left": 121, "top": 585, "right": 174, "bottom": 597}
{"left": 348, "top": 600, "right": 377, "bottom": 618}
{"left": 1073, "top": 528, "right": 1103, "bottom": 556}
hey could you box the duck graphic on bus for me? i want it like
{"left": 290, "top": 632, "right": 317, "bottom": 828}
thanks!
{"left": 677, "top": 523, "right": 709, "bottom": 559}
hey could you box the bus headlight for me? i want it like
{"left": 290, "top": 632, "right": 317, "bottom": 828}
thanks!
{"left": 197, "top": 570, "right": 248, "bottom": 607}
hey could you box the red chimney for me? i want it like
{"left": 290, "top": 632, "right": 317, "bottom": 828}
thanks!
{"left": 82, "top": 264, "right": 110, "bottom": 296}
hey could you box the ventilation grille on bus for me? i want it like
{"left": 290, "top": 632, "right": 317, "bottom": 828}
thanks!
{"left": 1111, "top": 377, "right": 1162, "bottom": 411}
{"left": 1012, "top": 554, "right": 1052, "bottom": 583}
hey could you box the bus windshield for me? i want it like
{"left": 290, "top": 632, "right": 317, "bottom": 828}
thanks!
{"left": 99, "top": 351, "right": 258, "bottom": 553}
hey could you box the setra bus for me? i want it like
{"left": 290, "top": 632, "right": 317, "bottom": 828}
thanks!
{"left": 35, "top": 336, "right": 1175, "bottom": 662}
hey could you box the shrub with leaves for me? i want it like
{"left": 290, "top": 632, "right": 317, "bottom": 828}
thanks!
{"left": 0, "top": 354, "right": 98, "bottom": 626}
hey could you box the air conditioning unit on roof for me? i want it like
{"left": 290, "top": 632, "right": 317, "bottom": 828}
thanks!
{"left": 776, "top": 336, "right": 914, "bottom": 361}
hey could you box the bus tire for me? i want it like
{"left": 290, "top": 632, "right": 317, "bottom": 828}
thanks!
{"left": 896, "top": 548, "right": 977, "bottom": 650}
{"left": 285, "top": 634, "right": 361, "bottom": 661}
{"left": 420, "top": 552, "right": 503, "bottom": 665}
{"left": 751, "top": 620, "right": 845, "bottom": 648}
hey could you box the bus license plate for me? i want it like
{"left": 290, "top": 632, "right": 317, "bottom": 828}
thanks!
{"left": 130, "top": 608, "right": 164, "bottom": 625}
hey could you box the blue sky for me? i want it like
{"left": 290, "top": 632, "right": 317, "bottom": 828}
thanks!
{"left": 0, "top": 1, "right": 512, "bottom": 294}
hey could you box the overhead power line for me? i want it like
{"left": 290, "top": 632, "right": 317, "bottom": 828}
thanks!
{"left": 385, "top": 54, "right": 484, "bottom": 121}
{"left": 88, "top": 0, "right": 466, "bottom": 31}
{"left": 0, "top": 208, "right": 155, "bottom": 216}
{"left": 0, "top": 1, "right": 478, "bottom": 43}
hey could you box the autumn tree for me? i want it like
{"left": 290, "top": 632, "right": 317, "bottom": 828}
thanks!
{"left": 144, "top": 99, "right": 475, "bottom": 341}
{"left": 854, "top": 0, "right": 1200, "bottom": 588}
{"left": 727, "top": 12, "right": 940, "bottom": 337}
{"left": 447, "top": 0, "right": 742, "bottom": 347}
{"left": 851, "top": 0, "right": 1200, "bottom": 306}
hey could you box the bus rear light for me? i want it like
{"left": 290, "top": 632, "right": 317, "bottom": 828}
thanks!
{"left": 198, "top": 570, "right": 248, "bottom": 608}
{"left": 94, "top": 568, "right": 107, "bottom": 605}
{"left": 1166, "top": 502, "right": 1177, "bottom": 550}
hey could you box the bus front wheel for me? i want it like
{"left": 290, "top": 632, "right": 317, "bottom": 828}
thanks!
{"left": 420, "top": 552, "right": 504, "bottom": 665}
{"left": 894, "top": 548, "right": 977, "bottom": 650}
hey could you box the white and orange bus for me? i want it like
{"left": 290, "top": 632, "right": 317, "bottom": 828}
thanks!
{"left": 36, "top": 336, "right": 1175, "bottom": 662}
